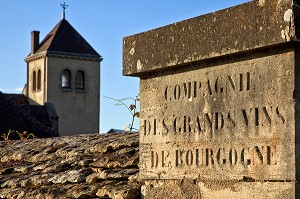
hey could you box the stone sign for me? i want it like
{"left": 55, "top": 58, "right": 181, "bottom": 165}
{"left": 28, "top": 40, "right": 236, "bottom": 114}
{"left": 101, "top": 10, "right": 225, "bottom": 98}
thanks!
{"left": 123, "top": 0, "right": 300, "bottom": 198}
{"left": 139, "top": 50, "right": 294, "bottom": 181}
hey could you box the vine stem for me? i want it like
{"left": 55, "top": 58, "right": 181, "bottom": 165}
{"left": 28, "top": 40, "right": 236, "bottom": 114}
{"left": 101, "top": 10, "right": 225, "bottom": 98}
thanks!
{"left": 104, "top": 96, "right": 135, "bottom": 116}
{"left": 104, "top": 95, "right": 139, "bottom": 131}
{"left": 129, "top": 99, "right": 137, "bottom": 131}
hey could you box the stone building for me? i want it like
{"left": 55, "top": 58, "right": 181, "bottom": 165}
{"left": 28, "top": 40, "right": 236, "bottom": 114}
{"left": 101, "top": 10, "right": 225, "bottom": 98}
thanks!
{"left": 23, "top": 16, "right": 102, "bottom": 136}
{"left": 0, "top": 92, "right": 58, "bottom": 139}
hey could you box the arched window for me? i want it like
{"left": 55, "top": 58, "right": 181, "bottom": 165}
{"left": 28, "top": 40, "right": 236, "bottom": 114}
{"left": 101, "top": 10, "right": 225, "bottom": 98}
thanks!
{"left": 37, "top": 70, "right": 41, "bottom": 90}
{"left": 62, "top": 69, "right": 71, "bottom": 88}
{"left": 75, "top": 71, "right": 84, "bottom": 90}
{"left": 32, "top": 71, "right": 36, "bottom": 91}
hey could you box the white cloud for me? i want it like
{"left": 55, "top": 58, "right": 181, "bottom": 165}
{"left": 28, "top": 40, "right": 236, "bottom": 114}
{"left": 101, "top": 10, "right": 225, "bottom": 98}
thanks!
{"left": 14, "top": 87, "right": 23, "bottom": 92}
{"left": 0, "top": 87, "right": 23, "bottom": 93}
{"left": 0, "top": 88, "right": 9, "bottom": 92}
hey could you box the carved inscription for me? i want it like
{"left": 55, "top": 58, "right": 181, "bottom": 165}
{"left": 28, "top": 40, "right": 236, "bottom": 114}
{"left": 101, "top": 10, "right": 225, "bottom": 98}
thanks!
{"left": 143, "top": 71, "right": 286, "bottom": 139}
{"left": 150, "top": 145, "right": 277, "bottom": 169}
{"left": 164, "top": 72, "right": 252, "bottom": 101}
{"left": 143, "top": 105, "right": 285, "bottom": 138}
{"left": 140, "top": 55, "right": 293, "bottom": 180}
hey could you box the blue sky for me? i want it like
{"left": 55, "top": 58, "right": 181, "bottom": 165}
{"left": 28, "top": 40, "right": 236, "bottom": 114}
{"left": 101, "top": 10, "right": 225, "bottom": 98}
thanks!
{"left": 0, "top": 0, "right": 250, "bottom": 133}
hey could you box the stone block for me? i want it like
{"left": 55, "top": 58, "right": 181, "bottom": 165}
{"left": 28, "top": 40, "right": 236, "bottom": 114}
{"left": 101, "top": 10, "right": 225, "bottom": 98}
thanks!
{"left": 123, "top": 0, "right": 300, "bottom": 76}
{"left": 139, "top": 48, "right": 296, "bottom": 181}
{"left": 123, "top": 0, "right": 300, "bottom": 197}
{"left": 142, "top": 179, "right": 296, "bottom": 199}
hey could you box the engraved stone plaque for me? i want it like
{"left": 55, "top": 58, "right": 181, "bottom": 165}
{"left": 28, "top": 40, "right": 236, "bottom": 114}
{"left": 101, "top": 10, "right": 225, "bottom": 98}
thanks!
{"left": 123, "top": 0, "right": 300, "bottom": 197}
{"left": 139, "top": 51, "right": 295, "bottom": 180}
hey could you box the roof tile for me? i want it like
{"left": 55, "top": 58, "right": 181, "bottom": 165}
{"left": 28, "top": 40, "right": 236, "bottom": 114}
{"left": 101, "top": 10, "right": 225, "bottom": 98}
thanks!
{"left": 35, "top": 19, "right": 100, "bottom": 57}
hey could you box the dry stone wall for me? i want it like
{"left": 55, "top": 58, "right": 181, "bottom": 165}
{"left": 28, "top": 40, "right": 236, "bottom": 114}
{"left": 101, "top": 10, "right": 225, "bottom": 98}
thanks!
{"left": 0, "top": 132, "right": 141, "bottom": 199}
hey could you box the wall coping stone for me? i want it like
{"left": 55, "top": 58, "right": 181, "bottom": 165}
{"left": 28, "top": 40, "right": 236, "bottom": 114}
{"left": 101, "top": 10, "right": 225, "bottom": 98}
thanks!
{"left": 123, "top": 0, "right": 300, "bottom": 76}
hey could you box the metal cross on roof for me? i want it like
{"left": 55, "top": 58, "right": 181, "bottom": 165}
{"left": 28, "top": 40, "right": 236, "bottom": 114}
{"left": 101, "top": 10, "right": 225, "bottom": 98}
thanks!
{"left": 60, "top": 2, "right": 68, "bottom": 19}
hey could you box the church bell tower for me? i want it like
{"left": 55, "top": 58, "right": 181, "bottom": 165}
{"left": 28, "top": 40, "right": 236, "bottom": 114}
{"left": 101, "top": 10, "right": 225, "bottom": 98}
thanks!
{"left": 24, "top": 4, "right": 102, "bottom": 136}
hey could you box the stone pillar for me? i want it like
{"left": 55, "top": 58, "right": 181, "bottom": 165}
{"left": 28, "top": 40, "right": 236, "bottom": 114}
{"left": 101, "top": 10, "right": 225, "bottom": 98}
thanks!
{"left": 123, "top": 0, "right": 300, "bottom": 198}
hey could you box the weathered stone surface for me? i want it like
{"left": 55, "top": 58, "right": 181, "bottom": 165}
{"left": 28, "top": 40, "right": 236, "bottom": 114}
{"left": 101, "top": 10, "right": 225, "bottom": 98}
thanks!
{"left": 123, "top": 0, "right": 300, "bottom": 76}
{"left": 122, "top": 0, "right": 300, "bottom": 198}
{"left": 139, "top": 47, "right": 296, "bottom": 181}
{"left": 90, "top": 147, "right": 138, "bottom": 169}
{"left": 0, "top": 132, "right": 141, "bottom": 199}
{"left": 96, "top": 181, "right": 141, "bottom": 199}
{"left": 142, "top": 179, "right": 296, "bottom": 199}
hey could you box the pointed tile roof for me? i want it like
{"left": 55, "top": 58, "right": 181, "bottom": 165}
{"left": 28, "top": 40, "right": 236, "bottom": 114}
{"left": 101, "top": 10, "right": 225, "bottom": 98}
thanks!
{"left": 33, "top": 19, "right": 100, "bottom": 58}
